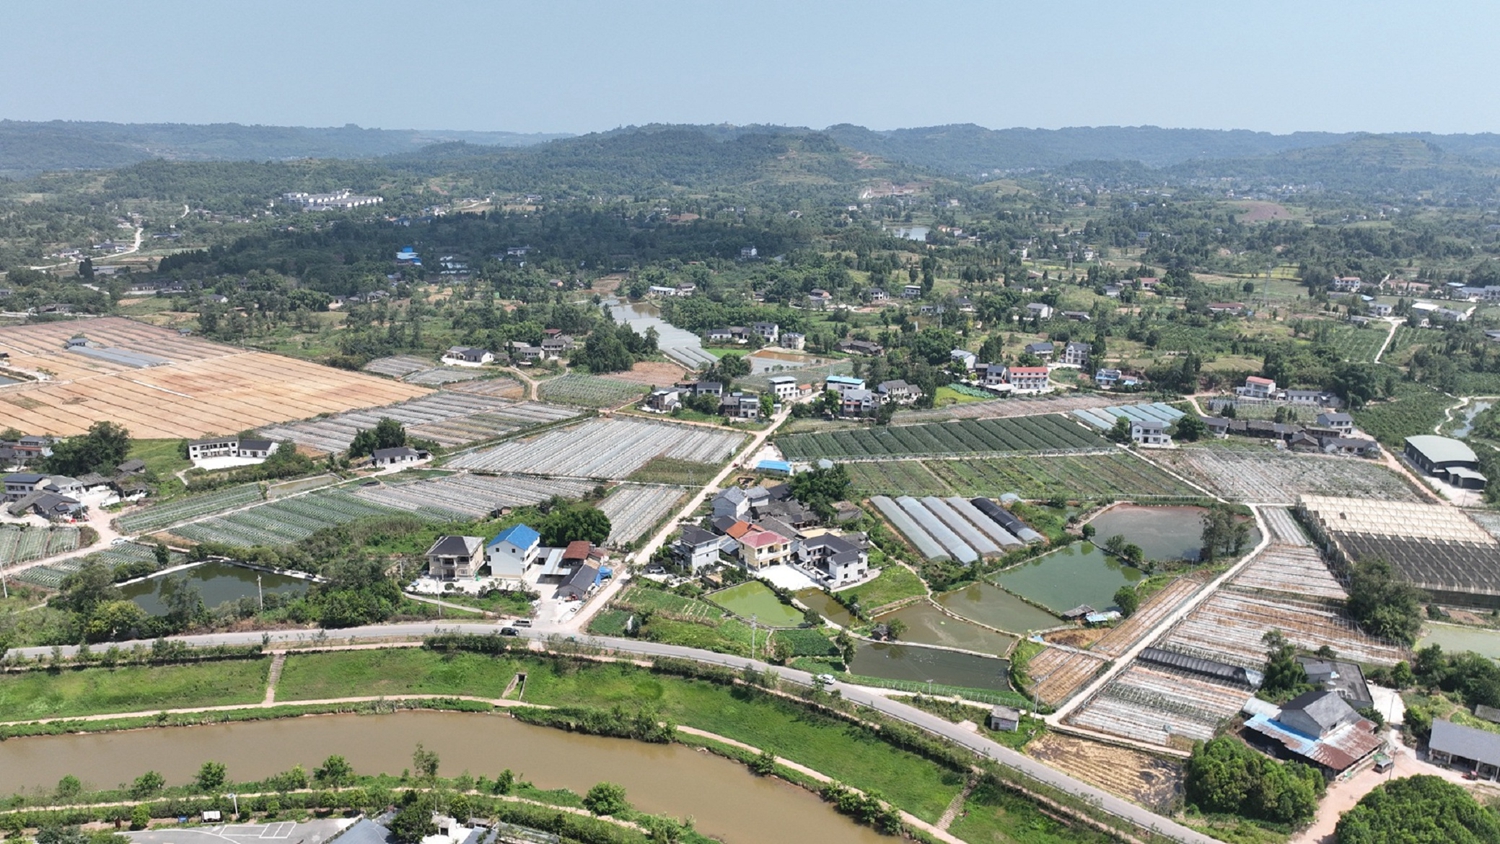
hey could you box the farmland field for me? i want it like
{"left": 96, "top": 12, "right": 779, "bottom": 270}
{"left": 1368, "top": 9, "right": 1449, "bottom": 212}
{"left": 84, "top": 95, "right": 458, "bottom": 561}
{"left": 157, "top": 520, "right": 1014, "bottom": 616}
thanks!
{"left": 449, "top": 418, "right": 743, "bottom": 479}
{"left": 172, "top": 490, "right": 405, "bottom": 546}
{"left": 846, "top": 453, "right": 1198, "bottom": 500}
{"left": 258, "top": 392, "right": 578, "bottom": 452}
{"left": 352, "top": 474, "right": 595, "bottom": 520}
{"left": 1027, "top": 733, "right": 1183, "bottom": 809}
{"left": 1147, "top": 448, "right": 1421, "bottom": 504}
{"left": 116, "top": 484, "right": 264, "bottom": 534}
{"left": 0, "top": 317, "right": 427, "bottom": 438}
{"left": 0, "top": 525, "right": 79, "bottom": 566}
{"left": 597, "top": 484, "right": 686, "bottom": 546}
{"left": 1317, "top": 324, "right": 1390, "bottom": 363}
{"left": 536, "top": 373, "right": 645, "bottom": 408}
{"left": 362, "top": 354, "right": 494, "bottom": 386}
{"left": 1352, "top": 378, "right": 1456, "bottom": 448}
{"left": 778, "top": 414, "right": 1105, "bottom": 462}
{"left": 894, "top": 392, "right": 1120, "bottom": 425}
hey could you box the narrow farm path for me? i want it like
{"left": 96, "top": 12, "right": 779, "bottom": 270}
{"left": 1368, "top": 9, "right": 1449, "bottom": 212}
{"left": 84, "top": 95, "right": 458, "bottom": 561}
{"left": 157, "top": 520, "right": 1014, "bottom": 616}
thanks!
{"left": 503, "top": 366, "right": 539, "bottom": 399}
{"left": 936, "top": 779, "right": 976, "bottom": 831}
{"left": 262, "top": 652, "right": 287, "bottom": 704}
{"left": 1372, "top": 317, "right": 1400, "bottom": 364}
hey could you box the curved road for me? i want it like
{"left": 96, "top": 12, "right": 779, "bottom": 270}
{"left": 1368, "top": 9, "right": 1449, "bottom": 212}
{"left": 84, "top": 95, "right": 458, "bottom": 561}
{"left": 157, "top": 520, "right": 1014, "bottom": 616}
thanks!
{"left": 9, "top": 624, "right": 1209, "bottom": 843}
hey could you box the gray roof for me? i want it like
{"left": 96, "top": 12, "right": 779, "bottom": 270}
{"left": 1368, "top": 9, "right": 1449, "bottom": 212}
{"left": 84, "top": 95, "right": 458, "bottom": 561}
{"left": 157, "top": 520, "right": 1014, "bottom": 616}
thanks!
{"left": 4, "top": 473, "right": 45, "bottom": 484}
{"left": 427, "top": 535, "right": 482, "bottom": 557}
{"left": 1430, "top": 718, "right": 1500, "bottom": 768}
{"left": 679, "top": 525, "right": 719, "bottom": 547}
{"left": 238, "top": 438, "right": 275, "bottom": 451}
{"left": 373, "top": 446, "right": 419, "bottom": 459}
{"left": 1297, "top": 657, "right": 1373, "bottom": 707}
{"left": 565, "top": 563, "right": 599, "bottom": 591}
{"left": 1406, "top": 434, "right": 1479, "bottom": 465}
{"left": 1318, "top": 412, "right": 1354, "bottom": 424}
{"left": 1283, "top": 689, "right": 1359, "bottom": 733}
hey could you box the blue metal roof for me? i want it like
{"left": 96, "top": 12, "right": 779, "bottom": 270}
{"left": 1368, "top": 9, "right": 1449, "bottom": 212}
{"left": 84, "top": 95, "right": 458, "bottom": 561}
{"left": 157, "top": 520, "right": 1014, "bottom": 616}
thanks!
{"left": 489, "top": 524, "right": 540, "bottom": 549}
{"left": 756, "top": 460, "right": 792, "bottom": 474}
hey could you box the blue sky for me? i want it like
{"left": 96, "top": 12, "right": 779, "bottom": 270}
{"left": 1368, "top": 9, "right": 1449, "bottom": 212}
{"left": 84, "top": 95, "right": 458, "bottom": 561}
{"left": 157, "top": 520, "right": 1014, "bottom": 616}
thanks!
{"left": 4, "top": 0, "right": 1493, "bottom": 134}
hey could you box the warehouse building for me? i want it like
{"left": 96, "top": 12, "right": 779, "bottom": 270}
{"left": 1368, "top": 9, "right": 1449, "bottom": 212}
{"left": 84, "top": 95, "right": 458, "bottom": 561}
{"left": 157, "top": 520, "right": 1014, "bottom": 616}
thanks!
{"left": 1404, "top": 434, "right": 1487, "bottom": 489}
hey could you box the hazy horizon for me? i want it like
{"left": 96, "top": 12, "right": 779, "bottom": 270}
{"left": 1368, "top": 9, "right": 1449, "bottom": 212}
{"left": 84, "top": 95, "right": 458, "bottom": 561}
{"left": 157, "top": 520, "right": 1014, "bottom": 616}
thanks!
{"left": 5, "top": 1, "right": 1495, "bottom": 135}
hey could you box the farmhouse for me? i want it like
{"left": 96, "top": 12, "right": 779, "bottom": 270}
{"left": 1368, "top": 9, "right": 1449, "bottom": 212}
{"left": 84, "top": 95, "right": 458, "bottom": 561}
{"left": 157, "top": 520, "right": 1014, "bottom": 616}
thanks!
{"left": 559, "top": 563, "right": 601, "bottom": 601}
{"left": 645, "top": 387, "right": 683, "bottom": 413}
{"left": 486, "top": 524, "right": 540, "bottom": 579}
{"left": 780, "top": 332, "right": 806, "bottom": 350}
{"left": 840, "top": 388, "right": 878, "bottom": 418}
{"left": 426, "top": 535, "right": 484, "bottom": 580}
{"left": 1131, "top": 418, "right": 1170, "bottom": 447}
{"left": 988, "top": 706, "right": 1021, "bottom": 732}
{"left": 1025, "top": 303, "right": 1054, "bottom": 320}
{"left": 736, "top": 526, "right": 793, "bottom": 569}
{"left": 1004, "top": 366, "right": 1051, "bottom": 394}
{"left": 752, "top": 322, "right": 781, "bottom": 343}
{"left": 6, "top": 491, "right": 85, "bottom": 520}
{"left": 1237, "top": 376, "right": 1277, "bottom": 400}
{"left": 674, "top": 525, "right": 727, "bottom": 572}
{"left": 443, "top": 347, "right": 494, "bottom": 365}
{"left": 187, "top": 437, "right": 280, "bottom": 463}
{"left": 1242, "top": 690, "right": 1382, "bottom": 776}
{"left": 720, "top": 392, "right": 761, "bottom": 420}
{"left": 713, "top": 486, "right": 751, "bottom": 521}
{"left": 371, "top": 446, "right": 424, "bottom": 467}
{"left": 1428, "top": 719, "right": 1500, "bottom": 780}
{"left": 902, "top": 284, "right": 922, "bottom": 298}
{"left": 1317, "top": 412, "right": 1355, "bottom": 435}
{"left": 825, "top": 374, "right": 866, "bottom": 394}
{"left": 1297, "top": 656, "right": 1373, "bottom": 710}
{"left": 795, "top": 532, "right": 869, "bottom": 585}
{"left": 766, "top": 375, "right": 801, "bottom": 402}
{"left": 1025, "top": 341, "right": 1055, "bottom": 360}
{"left": 540, "top": 335, "right": 575, "bottom": 358}
{"left": 1404, "top": 435, "right": 1487, "bottom": 490}
{"left": 950, "top": 349, "right": 977, "bottom": 371}
{"left": 877, "top": 379, "right": 921, "bottom": 406}
{"left": 1061, "top": 341, "right": 1091, "bottom": 367}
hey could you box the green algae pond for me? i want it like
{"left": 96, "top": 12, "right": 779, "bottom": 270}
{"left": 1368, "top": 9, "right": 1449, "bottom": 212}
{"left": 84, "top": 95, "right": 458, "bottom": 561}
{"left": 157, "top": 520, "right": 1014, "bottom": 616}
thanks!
{"left": 874, "top": 601, "right": 1017, "bottom": 656}
{"left": 994, "top": 542, "right": 1143, "bottom": 614}
{"left": 934, "top": 582, "right": 1062, "bottom": 634}
{"left": 849, "top": 640, "right": 1011, "bottom": 691}
{"left": 795, "top": 588, "right": 858, "bottom": 626}
{"left": 708, "top": 581, "right": 805, "bottom": 627}
{"left": 1418, "top": 623, "right": 1500, "bottom": 659}
{"left": 120, "top": 561, "right": 311, "bottom": 616}
{"left": 1085, "top": 504, "right": 1261, "bottom": 562}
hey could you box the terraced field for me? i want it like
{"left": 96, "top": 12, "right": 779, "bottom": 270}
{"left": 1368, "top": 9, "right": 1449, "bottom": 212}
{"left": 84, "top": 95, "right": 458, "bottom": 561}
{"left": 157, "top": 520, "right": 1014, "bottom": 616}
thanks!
{"left": 848, "top": 453, "right": 1198, "bottom": 500}
{"left": 598, "top": 484, "right": 687, "bottom": 546}
{"left": 1092, "top": 578, "right": 1202, "bottom": 658}
{"left": 449, "top": 418, "right": 742, "bottom": 479}
{"left": 1148, "top": 448, "right": 1421, "bottom": 504}
{"left": 259, "top": 392, "right": 578, "bottom": 452}
{"left": 779, "top": 414, "right": 1105, "bottom": 462}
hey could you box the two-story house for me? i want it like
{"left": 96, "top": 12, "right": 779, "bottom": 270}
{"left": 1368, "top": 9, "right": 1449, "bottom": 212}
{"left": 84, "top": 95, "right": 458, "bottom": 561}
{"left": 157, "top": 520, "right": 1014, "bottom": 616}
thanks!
{"left": 425, "top": 535, "right": 484, "bottom": 580}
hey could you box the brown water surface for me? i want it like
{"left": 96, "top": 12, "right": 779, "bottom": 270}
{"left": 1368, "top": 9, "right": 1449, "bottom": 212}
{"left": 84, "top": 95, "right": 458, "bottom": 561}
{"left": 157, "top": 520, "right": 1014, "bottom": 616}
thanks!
{"left": 0, "top": 712, "right": 886, "bottom": 844}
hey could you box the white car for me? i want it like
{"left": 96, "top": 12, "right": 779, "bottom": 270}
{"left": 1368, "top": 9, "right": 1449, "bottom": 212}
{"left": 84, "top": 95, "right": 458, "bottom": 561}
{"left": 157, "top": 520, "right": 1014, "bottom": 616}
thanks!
{"left": 110, "top": 538, "right": 129, "bottom": 546}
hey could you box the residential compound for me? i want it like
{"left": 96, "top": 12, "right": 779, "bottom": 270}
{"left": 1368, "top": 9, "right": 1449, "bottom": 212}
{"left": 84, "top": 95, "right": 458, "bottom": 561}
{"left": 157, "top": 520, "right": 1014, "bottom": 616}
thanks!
{"left": 686, "top": 483, "right": 869, "bottom": 587}
{"left": 424, "top": 523, "right": 608, "bottom": 602}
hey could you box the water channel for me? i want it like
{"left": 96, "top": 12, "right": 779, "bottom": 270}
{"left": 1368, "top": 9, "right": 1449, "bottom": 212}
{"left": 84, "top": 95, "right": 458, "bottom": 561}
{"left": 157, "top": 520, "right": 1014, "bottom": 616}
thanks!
{"left": 606, "top": 298, "right": 715, "bottom": 369}
{"left": 120, "top": 562, "right": 311, "bottom": 615}
{"left": 0, "top": 712, "right": 887, "bottom": 844}
{"left": 1452, "top": 400, "right": 1494, "bottom": 439}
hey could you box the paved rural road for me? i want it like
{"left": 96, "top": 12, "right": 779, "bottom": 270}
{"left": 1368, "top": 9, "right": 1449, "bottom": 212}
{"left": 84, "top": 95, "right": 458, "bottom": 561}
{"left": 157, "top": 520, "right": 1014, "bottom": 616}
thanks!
{"left": 9, "top": 624, "right": 1211, "bottom": 843}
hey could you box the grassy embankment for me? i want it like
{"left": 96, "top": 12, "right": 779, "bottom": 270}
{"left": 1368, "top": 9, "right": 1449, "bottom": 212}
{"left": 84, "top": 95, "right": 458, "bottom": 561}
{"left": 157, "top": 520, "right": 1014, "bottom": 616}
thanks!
{"left": 0, "top": 658, "right": 269, "bottom": 721}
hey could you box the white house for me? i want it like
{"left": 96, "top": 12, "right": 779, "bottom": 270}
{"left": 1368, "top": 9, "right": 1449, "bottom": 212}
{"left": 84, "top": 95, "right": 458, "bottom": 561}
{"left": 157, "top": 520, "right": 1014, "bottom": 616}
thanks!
{"left": 1062, "top": 342, "right": 1091, "bottom": 368}
{"left": 780, "top": 332, "right": 806, "bottom": 350}
{"left": 840, "top": 388, "right": 878, "bottom": 417}
{"left": 486, "top": 524, "right": 541, "bottom": 579}
{"left": 1005, "top": 366, "right": 1051, "bottom": 394}
{"left": 752, "top": 322, "right": 780, "bottom": 344}
{"left": 877, "top": 379, "right": 921, "bottom": 406}
{"left": 443, "top": 347, "right": 494, "bottom": 366}
{"left": 767, "top": 375, "right": 801, "bottom": 402}
{"left": 372, "top": 446, "right": 424, "bottom": 467}
{"left": 1025, "top": 303, "right": 1054, "bottom": 320}
{"left": 1237, "top": 376, "right": 1277, "bottom": 400}
{"left": 675, "top": 526, "right": 725, "bottom": 572}
{"left": 797, "top": 533, "right": 869, "bottom": 586}
{"left": 1131, "top": 419, "right": 1171, "bottom": 447}
{"left": 187, "top": 437, "right": 239, "bottom": 461}
{"left": 950, "top": 349, "right": 977, "bottom": 371}
{"left": 713, "top": 487, "right": 751, "bottom": 521}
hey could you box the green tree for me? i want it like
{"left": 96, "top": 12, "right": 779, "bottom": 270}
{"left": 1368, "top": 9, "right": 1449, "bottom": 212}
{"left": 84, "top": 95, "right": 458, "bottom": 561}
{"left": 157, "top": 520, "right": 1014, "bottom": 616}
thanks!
{"left": 56, "top": 775, "right": 82, "bottom": 799}
{"left": 1081, "top": 523, "right": 1096, "bottom": 540}
{"left": 44, "top": 421, "right": 131, "bottom": 477}
{"left": 153, "top": 542, "right": 170, "bottom": 567}
{"left": 538, "top": 502, "right": 611, "bottom": 547}
{"left": 1113, "top": 585, "right": 1139, "bottom": 617}
{"left": 130, "top": 771, "right": 165, "bottom": 799}
{"left": 1174, "top": 415, "right": 1207, "bottom": 442}
{"left": 717, "top": 353, "right": 750, "bottom": 379}
{"left": 314, "top": 755, "right": 355, "bottom": 787}
{"left": 1185, "top": 737, "right": 1322, "bottom": 825}
{"left": 412, "top": 743, "right": 440, "bottom": 781}
{"left": 1200, "top": 504, "right": 1250, "bottom": 563}
{"left": 56, "top": 561, "right": 121, "bottom": 616}
{"left": 195, "top": 761, "right": 227, "bottom": 792}
{"left": 388, "top": 792, "right": 437, "bottom": 844}
{"left": 835, "top": 629, "right": 856, "bottom": 666}
{"left": 788, "top": 463, "right": 851, "bottom": 520}
{"left": 885, "top": 618, "right": 908, "bottom": 640}
{"left": 129, "top": 805, "right": 150, "bottom": 831}
{"left": 1347, "top": 558, "right": 1426, "bottom": 645}
{"left": 83, "top": 600, "right": 146, "bottom": 642}
{"left": 583, "top": 782, "right": 630, "bottom": 816}
{"left": 1106, "top": 416, "right": 1133, "bottom": 444}
{"left": 1336, "top": 775, "right": 1500, "bottom": 844}
{"left": 1260, "top": 630, "right": 1311, "bottom": 701}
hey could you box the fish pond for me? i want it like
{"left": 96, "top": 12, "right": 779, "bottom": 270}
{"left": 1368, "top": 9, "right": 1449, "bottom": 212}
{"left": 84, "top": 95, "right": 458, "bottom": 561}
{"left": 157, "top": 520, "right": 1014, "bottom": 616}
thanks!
{"left": 994, "top": 542, "right": 1144, "bottom": 614}
{"left": 850, "top": 640, "right": 1012, "bottom": 691}
{"left": 875, "top": 601, "right": 1017, "bottom": 656}
{"left": 120, "top": 561, "right": 311, "bottom": 615}
{"left": 934, "top": 582, "right": 1062, "bottom": 635}
{"left": 709, "top": 581, "right": 806, "bottom": 627}
{"left": 796, "top": 588, "right": 858, "bottom": 627}
{"left": 1086, "top": 504, "right": 1258, "bottom": 563}
{"left": 1418, "top": 623, "right": 1500, "bottom": 660}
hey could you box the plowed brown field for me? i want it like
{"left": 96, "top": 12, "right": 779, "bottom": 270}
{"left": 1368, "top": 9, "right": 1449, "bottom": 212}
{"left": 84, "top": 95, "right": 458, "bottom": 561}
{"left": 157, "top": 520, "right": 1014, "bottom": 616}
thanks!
{"left": 0, "top": 318, "right": 427, "bottom": 438}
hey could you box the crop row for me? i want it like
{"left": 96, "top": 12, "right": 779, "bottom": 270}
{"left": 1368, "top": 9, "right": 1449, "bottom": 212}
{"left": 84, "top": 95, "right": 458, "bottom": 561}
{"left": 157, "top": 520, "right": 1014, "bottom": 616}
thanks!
{"left": 598, "top": 484, "right": 686, "bottom": 546}
{"left": 779, "top": 414, "right": 1105, "bottom": 461}
{"left": 353, "top": 473, "right": 594, "bottom": 519}
{"left": 450, "top": 418, "right": 740, "bottom": 479}
{"left": 1317, "top": 324, "right": 1388, "bottom": 363}
{"left": 537, "top": 374, "right": 645, "bottom": 408}
{"left": 117, "top": 484, "right": 264, "bottom": 534}
{"left": 0, "top": 525, "right": 77, "bottom": 566}
{"left": 847, "top": 453, "right": 1193, "bottom": 501}
{"left": 173, "top": 491, "right": 403, "bottom": 547}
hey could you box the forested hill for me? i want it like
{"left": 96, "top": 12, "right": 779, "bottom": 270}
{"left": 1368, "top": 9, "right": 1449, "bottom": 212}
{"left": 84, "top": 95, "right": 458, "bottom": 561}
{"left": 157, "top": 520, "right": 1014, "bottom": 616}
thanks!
{"left": 0, "top": 120, "right": 567, "bottom": 179}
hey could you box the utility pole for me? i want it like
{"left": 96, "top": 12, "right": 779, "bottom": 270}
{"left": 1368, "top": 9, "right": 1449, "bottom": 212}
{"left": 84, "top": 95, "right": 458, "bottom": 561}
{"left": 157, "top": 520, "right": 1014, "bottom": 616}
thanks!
{"left": 256, "top": 574, "right": 263, "bottom": 612}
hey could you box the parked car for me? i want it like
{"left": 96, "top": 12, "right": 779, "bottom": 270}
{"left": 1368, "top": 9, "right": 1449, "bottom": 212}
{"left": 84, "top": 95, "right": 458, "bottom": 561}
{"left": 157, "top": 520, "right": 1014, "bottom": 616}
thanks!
{"left": 500, "top": 627, "right": 519, "bottom": 636}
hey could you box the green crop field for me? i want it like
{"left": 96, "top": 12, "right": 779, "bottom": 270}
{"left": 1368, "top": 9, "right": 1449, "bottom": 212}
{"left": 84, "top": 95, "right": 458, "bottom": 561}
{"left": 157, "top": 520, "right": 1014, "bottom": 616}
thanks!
{"left": 778, "top": 414, "right": 1105, "bottom": 461}
{"left": 846, "top": 453, "right": 1197, "bottom": 501}
{"left": 537, "top": 373, "right": 643, "bottom": 408}
{"left": 1318, "top": 324, "right": 1389, "bottom": 363}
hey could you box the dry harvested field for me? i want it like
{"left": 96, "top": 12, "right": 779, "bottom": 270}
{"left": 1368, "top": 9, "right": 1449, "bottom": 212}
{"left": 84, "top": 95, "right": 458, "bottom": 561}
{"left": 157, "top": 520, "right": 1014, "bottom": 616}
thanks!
{"left": 1068, "top": 663, "right": 1251, "bottom": 748}
{"left": 1027, "top": 733, "right": 1183, "bottom": 809}
{"left": 1026, "top": 648, "right": 1106, "bottom": 707}
{"left": 449, "top": 418, "right": 743, "bottom": 479}
{"left": 1162, "top": 589, "right": 1404, "bottom": 669}
{"left": 0, "top": 318, "right": 426, "bottom": 438}
{"left": 446, "top": 378, "right": 526, "bottom": 399}
{"left": 258, "top": 393, "right": 578, "bottom": 452}
{"left": 894, "top": 393, "right": 1121, "bottom": 425}
{"left": 363, "top": 355, "right": 491, "bottom": 386}
{"left": 1230, "top": 544, "right": 1347, "bottom": 601}
{"left": 1093, "top": 578, "right": 1203, "bottom": 658}
{"left": 602, "top": 360, "right": 689, "bottom": 387}
{"left": 1148, "top": 448, "right": 1422, "bottom": 505}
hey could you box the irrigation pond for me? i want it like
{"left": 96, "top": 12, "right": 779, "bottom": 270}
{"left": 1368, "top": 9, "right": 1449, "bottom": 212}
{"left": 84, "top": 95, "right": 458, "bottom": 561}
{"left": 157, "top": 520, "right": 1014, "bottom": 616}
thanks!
{"left": 120, "top": 561, "right": 311, "bottom": 615}
{"left": 0, "top": 711, "right": 887, "bottom": 844}
{"left": 1086, "top": 504, "right": 1260, "bottom": 563}
{"left": 708, "top": 581, "right": 805, "bottom": 627}
{"left": 795, "top": 588, "right": 858, "bottom": 626}
{"left": 995, "top": 543, "right": 1144, "bottom": 614}
{"left": 1418, "top": 623, "right": 1500, "bottom": 660}
{"left": 875, "top": 601, "right": 1016, "bottom": 655}
{"left": 935, "top": 582, "right": 1063, "bottom": 634}
{"left": 850, "top": 640, "right": 1011, "bottom": 691}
